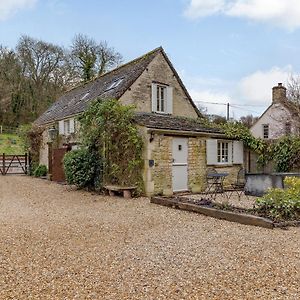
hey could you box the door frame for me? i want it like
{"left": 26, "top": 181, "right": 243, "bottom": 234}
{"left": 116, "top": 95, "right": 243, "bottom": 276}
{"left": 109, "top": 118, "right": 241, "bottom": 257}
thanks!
{"left": 172, "top": 137, "right": 188, "bottom": 192}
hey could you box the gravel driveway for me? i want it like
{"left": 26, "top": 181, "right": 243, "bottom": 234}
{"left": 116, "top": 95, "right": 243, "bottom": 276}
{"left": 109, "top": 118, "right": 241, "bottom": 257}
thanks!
{"left": 0, "top": 176, "right": 299, "bottom": 300}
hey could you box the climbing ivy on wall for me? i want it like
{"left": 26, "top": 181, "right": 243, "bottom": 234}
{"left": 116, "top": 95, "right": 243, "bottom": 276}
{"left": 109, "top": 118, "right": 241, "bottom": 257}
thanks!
{"left": 222, "top": 122, "right": 265, "bottom": 153}
{"left": 18, "top": 124, "right": 44, "bottom": 173}
{"left": 79, "top": 98, "right": 144, "bottom": 194}
{"left": 272, "top": 136, "right": 300, "bottom": 172}
{"left": 222, "top": 122, "right": 300, "bottom": 172}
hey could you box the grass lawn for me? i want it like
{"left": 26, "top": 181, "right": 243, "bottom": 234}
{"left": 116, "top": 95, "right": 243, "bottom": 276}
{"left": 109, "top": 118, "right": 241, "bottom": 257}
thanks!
{"left": 0, "top": 133, "right": 25, "bottom": 155}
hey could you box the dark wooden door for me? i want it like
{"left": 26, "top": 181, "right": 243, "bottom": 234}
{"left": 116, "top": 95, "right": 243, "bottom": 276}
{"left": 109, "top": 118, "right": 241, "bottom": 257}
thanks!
{"left": 52, "top": 148, "right": 67, "bottom": 182}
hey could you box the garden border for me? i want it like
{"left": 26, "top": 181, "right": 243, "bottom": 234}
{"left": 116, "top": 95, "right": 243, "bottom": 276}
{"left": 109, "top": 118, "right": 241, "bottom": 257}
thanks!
{"left": 151, "top": 196, "right": 300, "bottom": 229}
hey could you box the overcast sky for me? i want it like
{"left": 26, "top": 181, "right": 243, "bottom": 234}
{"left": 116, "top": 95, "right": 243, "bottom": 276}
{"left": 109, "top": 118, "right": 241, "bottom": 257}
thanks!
{"left": 1, "top": 0, "right": 300, "bottom": 118}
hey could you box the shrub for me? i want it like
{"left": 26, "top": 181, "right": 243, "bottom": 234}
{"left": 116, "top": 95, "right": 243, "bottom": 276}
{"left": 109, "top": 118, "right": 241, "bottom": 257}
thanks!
{"left": 63, "top": 148, "right": 102, "bottom": 190}
{"left": 33, "top": 165, "right": 48, "bottom": 177}
{"left": 255, "top": 177, "right": 300, "bottom": 221}
{"left": 79, "top": 99, "right": 144, "bottom": 194}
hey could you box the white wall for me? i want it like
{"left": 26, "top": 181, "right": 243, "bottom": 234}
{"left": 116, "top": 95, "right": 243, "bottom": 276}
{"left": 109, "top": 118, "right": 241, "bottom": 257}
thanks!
{"left": 39, "top": 129, "right": 49, "bottom": 167}
{"left": 251, "top": 103, "right": 293, "bottom": 139}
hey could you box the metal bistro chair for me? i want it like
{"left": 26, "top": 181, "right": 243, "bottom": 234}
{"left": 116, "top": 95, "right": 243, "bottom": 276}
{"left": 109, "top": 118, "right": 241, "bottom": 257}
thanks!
{"left": 205, "top": 168, "right": 222, "bottom": 200}
{"left": 228, "top": 168, "right": 247, "bottom": 200}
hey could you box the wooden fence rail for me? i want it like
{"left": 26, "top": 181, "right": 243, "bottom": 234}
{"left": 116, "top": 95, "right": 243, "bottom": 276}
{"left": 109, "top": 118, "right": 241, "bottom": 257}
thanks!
{"left": 0, "top": 125, "right": 18, "bottom": 134}
{"left": 0, "top": 153, "right": 28, "bottom": 175}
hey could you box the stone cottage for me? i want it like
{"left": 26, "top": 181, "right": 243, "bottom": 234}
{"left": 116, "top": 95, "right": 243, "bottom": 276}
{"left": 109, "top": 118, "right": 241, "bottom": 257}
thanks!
{"left": 249, "top": 83, "right": 300, "bottom": 172}
{"left": 251, "top": 83, "right": 299, "bottom": 140}
{"left": 35, "top": 47, "right": 244, "bottom": 196}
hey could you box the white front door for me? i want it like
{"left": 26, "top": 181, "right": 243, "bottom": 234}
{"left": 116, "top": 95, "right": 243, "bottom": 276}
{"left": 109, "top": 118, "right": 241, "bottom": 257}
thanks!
{"left": 172, "top": 138, "right": 188, "bottom": 192}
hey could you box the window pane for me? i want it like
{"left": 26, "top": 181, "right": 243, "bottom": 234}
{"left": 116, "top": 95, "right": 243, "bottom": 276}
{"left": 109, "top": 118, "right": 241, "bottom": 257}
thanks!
{"left": 263, "top": 124, "right": 269, "bottom": 139}
{"left": 157, "top": 87, "right": 160, "bottom": 111}
{"left": 156, "top": 85, "right": 167, "bottom": 112}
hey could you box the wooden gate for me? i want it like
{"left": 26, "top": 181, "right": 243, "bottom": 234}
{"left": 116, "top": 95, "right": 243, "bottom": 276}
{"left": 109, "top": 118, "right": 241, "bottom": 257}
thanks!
{"left": 0, "top": 153, "right": 28, "bottom": 175}
{"left": 52, "top": 148, "right": 67, "bottom": 182}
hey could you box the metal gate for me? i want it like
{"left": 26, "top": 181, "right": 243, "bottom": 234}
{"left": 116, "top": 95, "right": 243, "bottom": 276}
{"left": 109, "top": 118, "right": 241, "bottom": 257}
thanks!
{"left": 0, "top": 153, "right": 28, "bottom": 175}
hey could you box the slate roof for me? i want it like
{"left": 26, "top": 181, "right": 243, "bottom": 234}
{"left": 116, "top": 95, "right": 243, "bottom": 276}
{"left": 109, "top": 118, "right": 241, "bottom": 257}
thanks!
{"left": 35, "top": 47, "right": 201, "bottom": 125}
{"left": 253, "top": 98, "right": 300, "bottom": 129}
{"left": 134, "top": 112, "right": 222, "bottom": 134}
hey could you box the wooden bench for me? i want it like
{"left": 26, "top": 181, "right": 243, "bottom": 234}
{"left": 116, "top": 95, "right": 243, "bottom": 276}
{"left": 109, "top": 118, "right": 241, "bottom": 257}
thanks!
{"left": 104, "top": 185, "right": 136, "bottom": 199}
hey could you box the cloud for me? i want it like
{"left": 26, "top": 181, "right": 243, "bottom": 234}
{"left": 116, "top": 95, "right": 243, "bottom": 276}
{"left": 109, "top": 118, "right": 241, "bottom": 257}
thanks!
{"left": 0, "top": 0, "right": 37, "bottom": 21}
{"left": 189, "top": 89, "right": 230, "bottom": 116}
{"left": 184, "top": 0, "right": 226, "bottom": 19}
{"left": 183, "top": 66, "right": 295, "bottom": 118}
{"left": 237, "top": 66, "right": 292, "bottom": 105}
{"left": 184, "top": 0, "right": 300, "bottom": 30}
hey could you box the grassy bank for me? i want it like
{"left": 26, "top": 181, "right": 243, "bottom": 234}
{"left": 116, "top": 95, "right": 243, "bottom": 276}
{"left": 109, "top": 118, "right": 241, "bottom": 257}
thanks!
{"left": 0, "top": 134, "right": 24, "bottom": 154}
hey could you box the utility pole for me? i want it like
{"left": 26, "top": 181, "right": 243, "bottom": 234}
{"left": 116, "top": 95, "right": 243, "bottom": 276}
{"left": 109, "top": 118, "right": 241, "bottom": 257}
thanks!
{"left": 226, "top": 103, "right": 230, "bottom": 121}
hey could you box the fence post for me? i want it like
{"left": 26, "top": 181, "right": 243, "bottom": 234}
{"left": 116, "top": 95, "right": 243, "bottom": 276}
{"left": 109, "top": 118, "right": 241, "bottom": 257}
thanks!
{"left": 2, "top": 153, "right": 5, "bottom": 175}
{"left": 25, "top": 153, "right": 28, "bottom": 175}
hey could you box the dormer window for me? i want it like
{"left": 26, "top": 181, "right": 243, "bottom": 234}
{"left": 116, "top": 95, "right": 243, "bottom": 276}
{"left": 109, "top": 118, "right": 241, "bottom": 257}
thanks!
{"left": 105, "top": 78, "right": 124, "bottom": 91}
{"left": 151, "top": 82, "right": 173, "bottom": 114}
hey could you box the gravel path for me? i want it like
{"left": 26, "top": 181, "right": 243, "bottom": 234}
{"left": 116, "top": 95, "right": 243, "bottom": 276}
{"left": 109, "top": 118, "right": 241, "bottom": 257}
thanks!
{"left": 0, "top": 176, "right": 299, "bottom": 300}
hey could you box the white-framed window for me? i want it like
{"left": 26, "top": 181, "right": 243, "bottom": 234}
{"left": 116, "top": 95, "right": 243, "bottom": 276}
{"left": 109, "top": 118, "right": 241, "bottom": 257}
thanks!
{"left": 64, "top": 120, "right": 70, "bottom": 135}
{"left": 206, "top": 139, "right": 243, "bottom": 165}
{"left": 156, "top": 85, "right": 167, "bottom": 112}
{"left": 263, "top": 124, "right": 269, "bottom": 139}
{"left": 217, "top": 141, "right": 229, "bottom": 163}
{"left": 151, "top": 83, "right": 173, "bottom": 114}
{"left": 59, "top": 118, "right": 75, "bottom": 136}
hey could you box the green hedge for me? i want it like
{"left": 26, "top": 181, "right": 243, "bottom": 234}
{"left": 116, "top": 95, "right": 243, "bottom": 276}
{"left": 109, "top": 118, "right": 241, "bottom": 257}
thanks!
{"left": 63, "top": 148, "right": 102, "bottom": 190}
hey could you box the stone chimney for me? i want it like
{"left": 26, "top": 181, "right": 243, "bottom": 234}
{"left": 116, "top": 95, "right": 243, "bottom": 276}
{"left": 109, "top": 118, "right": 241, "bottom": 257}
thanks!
{"left": 272, "top": 83, "right": 287, "bottom": 104}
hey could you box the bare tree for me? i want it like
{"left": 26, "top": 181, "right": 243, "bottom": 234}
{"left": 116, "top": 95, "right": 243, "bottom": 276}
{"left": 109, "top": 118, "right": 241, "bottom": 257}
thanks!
{"left": 239, "top": 114, "right": 259, "bottom": 128}
{"left": 0, "top": 34, "right": 123, "bottom": 126}
{"left": 96, "top": 41, "right": 122, "bottom": 76}
{"left": 16, "top": 35, "right": 72, "bottom": 87}
{"left": 71, "top": 34, "right": 97, "bottom": 82}
{"left": 287, "top": 75, "right": 300, "bottom": 104}
{"left": 71, "top": 34, "right": 122, "bottom": 82}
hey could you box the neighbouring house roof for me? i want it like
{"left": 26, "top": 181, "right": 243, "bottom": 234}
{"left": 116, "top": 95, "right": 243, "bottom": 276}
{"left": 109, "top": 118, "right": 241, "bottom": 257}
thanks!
{"left": 134, "top": 112, "right": 222, "bottom": 134}
{"left": 35, "top": 47, "right": 201, "bottom": 126}
{"left": 252, "top": 99, "right": 300, "bottom": 129}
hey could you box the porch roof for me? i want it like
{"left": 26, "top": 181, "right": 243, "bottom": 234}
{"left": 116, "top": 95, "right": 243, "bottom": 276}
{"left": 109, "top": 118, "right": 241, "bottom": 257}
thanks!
{"left": 134, "top": 113, "right": 223, "bottom": 134}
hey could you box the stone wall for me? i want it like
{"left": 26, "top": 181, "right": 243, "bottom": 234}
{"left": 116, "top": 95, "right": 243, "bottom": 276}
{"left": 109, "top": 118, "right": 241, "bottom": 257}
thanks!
{"left": 141, "top": 130, "right": 173, "bottom": 196}
{"left": 39, "top": 124, "right": 78, "bottom": 167}
{"left": 120, "top": 52, "right": 199, "bottom": 119}
{"left": 142, "top": 132, "right": 243, "bottom": 196}
{"left": 39, "top": 129, "right": 49, "bottom": 168}
{"left": 188, "top": 137, "right": 207, "bottom": 193}
{"left": 213, "top": 165, "right": 241, "bottom": 188}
